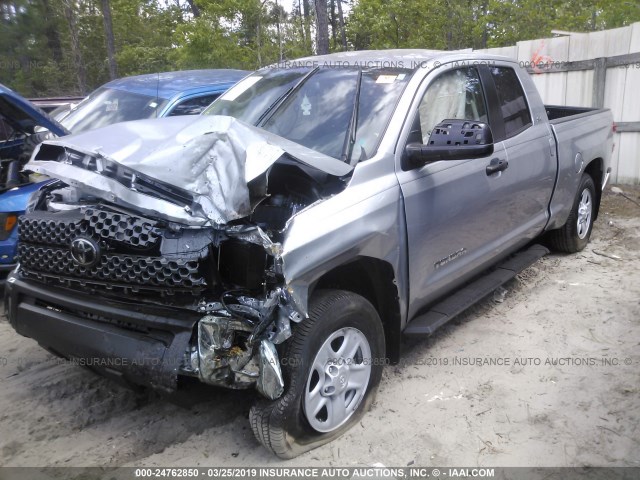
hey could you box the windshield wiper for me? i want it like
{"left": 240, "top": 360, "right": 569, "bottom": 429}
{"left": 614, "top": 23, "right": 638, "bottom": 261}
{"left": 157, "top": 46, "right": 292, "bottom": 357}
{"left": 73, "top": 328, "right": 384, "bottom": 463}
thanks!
{"left": 341, "top": 69, "right": 362, "bottom": 165}
{"left": 256, "top": 66, "right": 319, "bottom": 127}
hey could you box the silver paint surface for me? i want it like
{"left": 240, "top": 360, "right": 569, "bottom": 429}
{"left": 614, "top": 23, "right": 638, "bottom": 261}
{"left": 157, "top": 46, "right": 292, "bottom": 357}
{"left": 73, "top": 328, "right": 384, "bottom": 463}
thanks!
{"left": 27, "top": 115, "right": 351, "bottom": 225}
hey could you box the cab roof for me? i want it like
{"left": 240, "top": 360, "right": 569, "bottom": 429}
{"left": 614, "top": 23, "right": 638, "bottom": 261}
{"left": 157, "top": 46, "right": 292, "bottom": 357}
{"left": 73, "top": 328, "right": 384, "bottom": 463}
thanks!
{"left": 272, "top": 49, "right": 515, "bottom": 71}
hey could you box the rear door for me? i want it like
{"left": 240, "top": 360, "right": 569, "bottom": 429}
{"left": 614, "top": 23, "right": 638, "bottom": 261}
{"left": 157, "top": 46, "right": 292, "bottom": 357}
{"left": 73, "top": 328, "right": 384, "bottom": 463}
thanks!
{"left": 396, "top": 62, "right": 554, "bottom": 320}
{"left": 484, "top": 65, "right": 556, "bottom": 247}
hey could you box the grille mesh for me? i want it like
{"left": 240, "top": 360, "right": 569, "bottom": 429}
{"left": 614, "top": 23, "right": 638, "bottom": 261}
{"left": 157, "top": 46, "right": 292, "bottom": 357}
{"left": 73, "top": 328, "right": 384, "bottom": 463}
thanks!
{"left": 19, "top": 244, "right": 203, "bottom": 289}
{"left": 18, "top": 208, "right": 206, "bottom": 296}
{"left": 18, "top": 215, "right": 85, "bottom": 246}
{"left": 18, "top": 209, "right": 159, "bottom": 248}
{"left": 85, "top": 208, "right": 159, "bottom": 247}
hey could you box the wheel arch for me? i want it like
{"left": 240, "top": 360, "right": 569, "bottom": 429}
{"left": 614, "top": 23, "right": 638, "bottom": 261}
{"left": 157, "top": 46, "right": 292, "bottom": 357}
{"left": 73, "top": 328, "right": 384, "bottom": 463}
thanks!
{"left": 584, "top": 158, "right": 604, "bottom": 220}
{"left": 309, "top": 256, "right": 402, "bottom": 364}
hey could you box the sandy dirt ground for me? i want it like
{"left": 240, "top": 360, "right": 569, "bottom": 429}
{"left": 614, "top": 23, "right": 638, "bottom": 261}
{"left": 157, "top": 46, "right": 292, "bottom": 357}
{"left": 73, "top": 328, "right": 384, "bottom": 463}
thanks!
{"left": 0, "top": 186, "right": 639, "bottom": 469}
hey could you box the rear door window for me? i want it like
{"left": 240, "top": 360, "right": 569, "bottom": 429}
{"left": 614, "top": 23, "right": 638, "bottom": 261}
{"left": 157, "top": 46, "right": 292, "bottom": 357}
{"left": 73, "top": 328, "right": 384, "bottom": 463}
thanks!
{"left": 489, "top": 67, "right": 532, "bottom": 138}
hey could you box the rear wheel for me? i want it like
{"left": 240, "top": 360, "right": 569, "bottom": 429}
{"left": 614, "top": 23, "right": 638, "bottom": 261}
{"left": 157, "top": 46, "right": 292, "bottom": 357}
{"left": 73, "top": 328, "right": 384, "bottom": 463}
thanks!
{"left": 548, "top": 174, "right": 596, "bottom": 253}
{"left": 249, "top": 289, "right": 385, "bottom": 458}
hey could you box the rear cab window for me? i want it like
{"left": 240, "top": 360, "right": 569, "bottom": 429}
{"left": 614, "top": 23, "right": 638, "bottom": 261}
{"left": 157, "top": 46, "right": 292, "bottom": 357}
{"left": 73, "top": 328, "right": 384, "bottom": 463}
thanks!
{"left": 489, "top": 67, "right": 532, "bottom": 138}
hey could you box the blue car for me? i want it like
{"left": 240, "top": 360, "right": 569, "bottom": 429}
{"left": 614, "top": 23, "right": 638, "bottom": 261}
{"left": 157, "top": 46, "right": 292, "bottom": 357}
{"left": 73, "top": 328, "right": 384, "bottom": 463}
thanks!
{"left": 53, "top": 69, "right": 248, "bottom": 133}
{"left": 0, "top": 69, "right": 248, "bottom": 283}
{"left": 0, "top": 84, "right": 69, "bottom": 281}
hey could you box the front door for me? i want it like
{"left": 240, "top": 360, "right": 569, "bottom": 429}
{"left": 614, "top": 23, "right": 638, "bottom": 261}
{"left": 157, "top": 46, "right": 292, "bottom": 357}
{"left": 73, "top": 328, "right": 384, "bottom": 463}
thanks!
{"left": 396, "top": 64, "right": 550, "bottom": 320}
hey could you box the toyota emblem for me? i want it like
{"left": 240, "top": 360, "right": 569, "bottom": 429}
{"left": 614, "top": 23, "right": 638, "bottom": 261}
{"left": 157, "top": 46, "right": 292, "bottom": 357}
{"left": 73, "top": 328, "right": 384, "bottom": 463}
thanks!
{"left": 70, "top": 237, "right": 100, "bottom": 267}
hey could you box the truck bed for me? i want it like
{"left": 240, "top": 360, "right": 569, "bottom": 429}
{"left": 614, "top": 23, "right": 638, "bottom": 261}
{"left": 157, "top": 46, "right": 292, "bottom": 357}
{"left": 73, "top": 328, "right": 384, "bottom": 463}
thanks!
{"left": 545, "top": 106, "right": 613, "bottom": 231}
{"left": 545, "top": 105, "right": 608, "bottom": 123}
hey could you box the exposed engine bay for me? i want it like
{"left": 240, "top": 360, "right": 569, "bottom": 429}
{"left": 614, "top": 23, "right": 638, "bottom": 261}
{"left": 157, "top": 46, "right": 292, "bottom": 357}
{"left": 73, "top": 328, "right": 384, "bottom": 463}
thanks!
{"left": 0, "top": 158, "right": 26, "bottom": 191}
{"left": 0, "top": 131, "right": 45, "bottom": 192}
{"left": 17, "top": 115, "right": 351, "bottom": 399}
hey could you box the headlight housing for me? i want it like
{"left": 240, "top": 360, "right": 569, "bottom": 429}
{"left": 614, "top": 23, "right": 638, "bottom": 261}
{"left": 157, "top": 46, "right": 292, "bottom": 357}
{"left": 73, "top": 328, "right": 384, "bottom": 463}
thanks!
{"left": 0, "top": 213, "right": 18, "bottom": 241}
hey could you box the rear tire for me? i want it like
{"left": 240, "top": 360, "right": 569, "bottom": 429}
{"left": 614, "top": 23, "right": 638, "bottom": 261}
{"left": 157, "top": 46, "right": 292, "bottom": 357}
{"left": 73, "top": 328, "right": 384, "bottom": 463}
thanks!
{"left": 249, "top": 289, "right": 385, "bottom": 458}
{"left": 547, "top": 174, "right": 596, "bottom": 253}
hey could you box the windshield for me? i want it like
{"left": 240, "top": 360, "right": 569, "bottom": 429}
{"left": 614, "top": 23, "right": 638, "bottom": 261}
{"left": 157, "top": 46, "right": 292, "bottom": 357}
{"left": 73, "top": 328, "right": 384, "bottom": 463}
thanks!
{"left": 50, "top": 103, "right": 77, "bottom": 122}
{"left": 204, "top": 66, "right": 412, "bottom": 161}
{"left": 61, "top": 87, "right": 168, "bottom": 134}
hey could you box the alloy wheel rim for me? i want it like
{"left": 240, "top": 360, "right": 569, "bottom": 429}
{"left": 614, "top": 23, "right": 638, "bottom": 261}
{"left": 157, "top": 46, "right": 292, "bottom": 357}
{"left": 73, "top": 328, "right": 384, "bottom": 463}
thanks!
{"left": 577, "top": 188, "right": 592, "bottom": 239}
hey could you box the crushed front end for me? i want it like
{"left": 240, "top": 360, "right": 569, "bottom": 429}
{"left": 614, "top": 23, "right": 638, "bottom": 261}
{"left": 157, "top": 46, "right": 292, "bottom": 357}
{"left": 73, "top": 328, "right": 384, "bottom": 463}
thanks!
{"left": 4, "top": 115, "right": 349, "bottom": 399}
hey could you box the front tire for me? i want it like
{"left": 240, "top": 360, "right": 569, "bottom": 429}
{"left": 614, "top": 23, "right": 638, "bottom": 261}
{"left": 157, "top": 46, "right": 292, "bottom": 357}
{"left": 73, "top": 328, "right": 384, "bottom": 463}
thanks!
{"left": 249, "top": 289, "right": 385, "bottom": 458}
{"left": 548, "top": 173, "right": 596, "bottom": 253}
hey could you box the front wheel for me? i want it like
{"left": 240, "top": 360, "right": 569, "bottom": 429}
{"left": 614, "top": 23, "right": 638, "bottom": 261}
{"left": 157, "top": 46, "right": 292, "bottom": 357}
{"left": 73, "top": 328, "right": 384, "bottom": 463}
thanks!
{"left": 249, "top": 289, "right": 385, "bottom": 458}
{"left": 547, "top": 173, "right": 596, "bottom": 253}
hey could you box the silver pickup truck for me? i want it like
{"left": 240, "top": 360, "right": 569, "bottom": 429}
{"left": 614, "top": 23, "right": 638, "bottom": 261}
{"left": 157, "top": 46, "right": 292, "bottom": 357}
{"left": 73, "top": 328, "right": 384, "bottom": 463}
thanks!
{"left": 4, "top": 51, "right": 614, "bottom": 458}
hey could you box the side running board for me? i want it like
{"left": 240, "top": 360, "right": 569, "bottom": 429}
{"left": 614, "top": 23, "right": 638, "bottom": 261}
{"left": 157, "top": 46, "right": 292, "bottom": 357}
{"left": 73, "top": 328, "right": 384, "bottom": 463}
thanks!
{"left": 403, "top": 244, "right": 549, "bottom": 336}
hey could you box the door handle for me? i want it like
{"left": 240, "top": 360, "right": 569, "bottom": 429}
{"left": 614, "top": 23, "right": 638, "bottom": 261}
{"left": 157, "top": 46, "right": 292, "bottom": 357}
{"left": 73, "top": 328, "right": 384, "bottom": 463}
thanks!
{"left": 486, "top": 158, "right": 509, "bottom": 175}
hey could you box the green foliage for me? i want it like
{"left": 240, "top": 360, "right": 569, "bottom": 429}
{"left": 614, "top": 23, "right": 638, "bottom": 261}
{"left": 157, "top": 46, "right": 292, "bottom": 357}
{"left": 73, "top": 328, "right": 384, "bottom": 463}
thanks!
{"left": 348, "top": 0, "right": 640, "bottom": 50}
{"left": 172, "top": 15, "right": 254, "bottom": 70}
{"left": 1, "top": 0, "right": 640, "bottom": 97}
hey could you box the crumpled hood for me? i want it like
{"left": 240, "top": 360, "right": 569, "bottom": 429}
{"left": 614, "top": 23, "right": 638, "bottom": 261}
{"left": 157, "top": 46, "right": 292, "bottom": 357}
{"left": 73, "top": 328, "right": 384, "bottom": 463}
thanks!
{"left": 26, "top": 115, "right": 352, "bottom": 225}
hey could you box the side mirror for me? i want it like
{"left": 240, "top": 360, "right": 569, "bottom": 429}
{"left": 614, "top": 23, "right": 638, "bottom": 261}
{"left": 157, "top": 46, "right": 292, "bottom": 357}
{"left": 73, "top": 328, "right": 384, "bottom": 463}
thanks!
{"left": 405, "top": 119, "right": 494, "bottom": 167}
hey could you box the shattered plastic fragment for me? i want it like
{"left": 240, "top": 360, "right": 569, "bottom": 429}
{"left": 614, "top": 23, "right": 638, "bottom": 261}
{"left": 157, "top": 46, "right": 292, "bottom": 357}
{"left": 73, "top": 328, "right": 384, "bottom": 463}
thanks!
{"left": 226, "top": 224, "right": 283, "bottom": 257}
{"left": 197, "top": 315, "right": 234, "bottom": 382}
{"left": 269, "top": 310, "right": 292, "bottom": 344}
{"left": 257, "top": 339, "right": 284, "bottom": 400}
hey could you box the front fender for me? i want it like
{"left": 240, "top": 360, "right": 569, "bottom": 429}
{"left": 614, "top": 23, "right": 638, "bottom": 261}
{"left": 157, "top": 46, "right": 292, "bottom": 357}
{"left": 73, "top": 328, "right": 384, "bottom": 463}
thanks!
{"left": 280, "top": 156, "right": 408, "bottom": 324}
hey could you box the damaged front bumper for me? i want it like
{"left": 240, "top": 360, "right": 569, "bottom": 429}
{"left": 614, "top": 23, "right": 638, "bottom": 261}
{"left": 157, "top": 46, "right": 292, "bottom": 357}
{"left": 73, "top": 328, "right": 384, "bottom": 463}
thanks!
{"left": 191, "top": 315, "right": 284, "bottom": 399}
{"left": 4, "top": 270, "right": 290, "bottom": 400}
{"left": 185, "top": 288, "right": 299, "bottom": 400}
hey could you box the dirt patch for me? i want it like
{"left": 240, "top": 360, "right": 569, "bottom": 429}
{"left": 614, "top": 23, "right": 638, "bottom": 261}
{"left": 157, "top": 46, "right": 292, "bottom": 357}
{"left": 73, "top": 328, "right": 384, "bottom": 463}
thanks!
{"left": 0, "top": 185, "right": 639, "bottom": 468}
